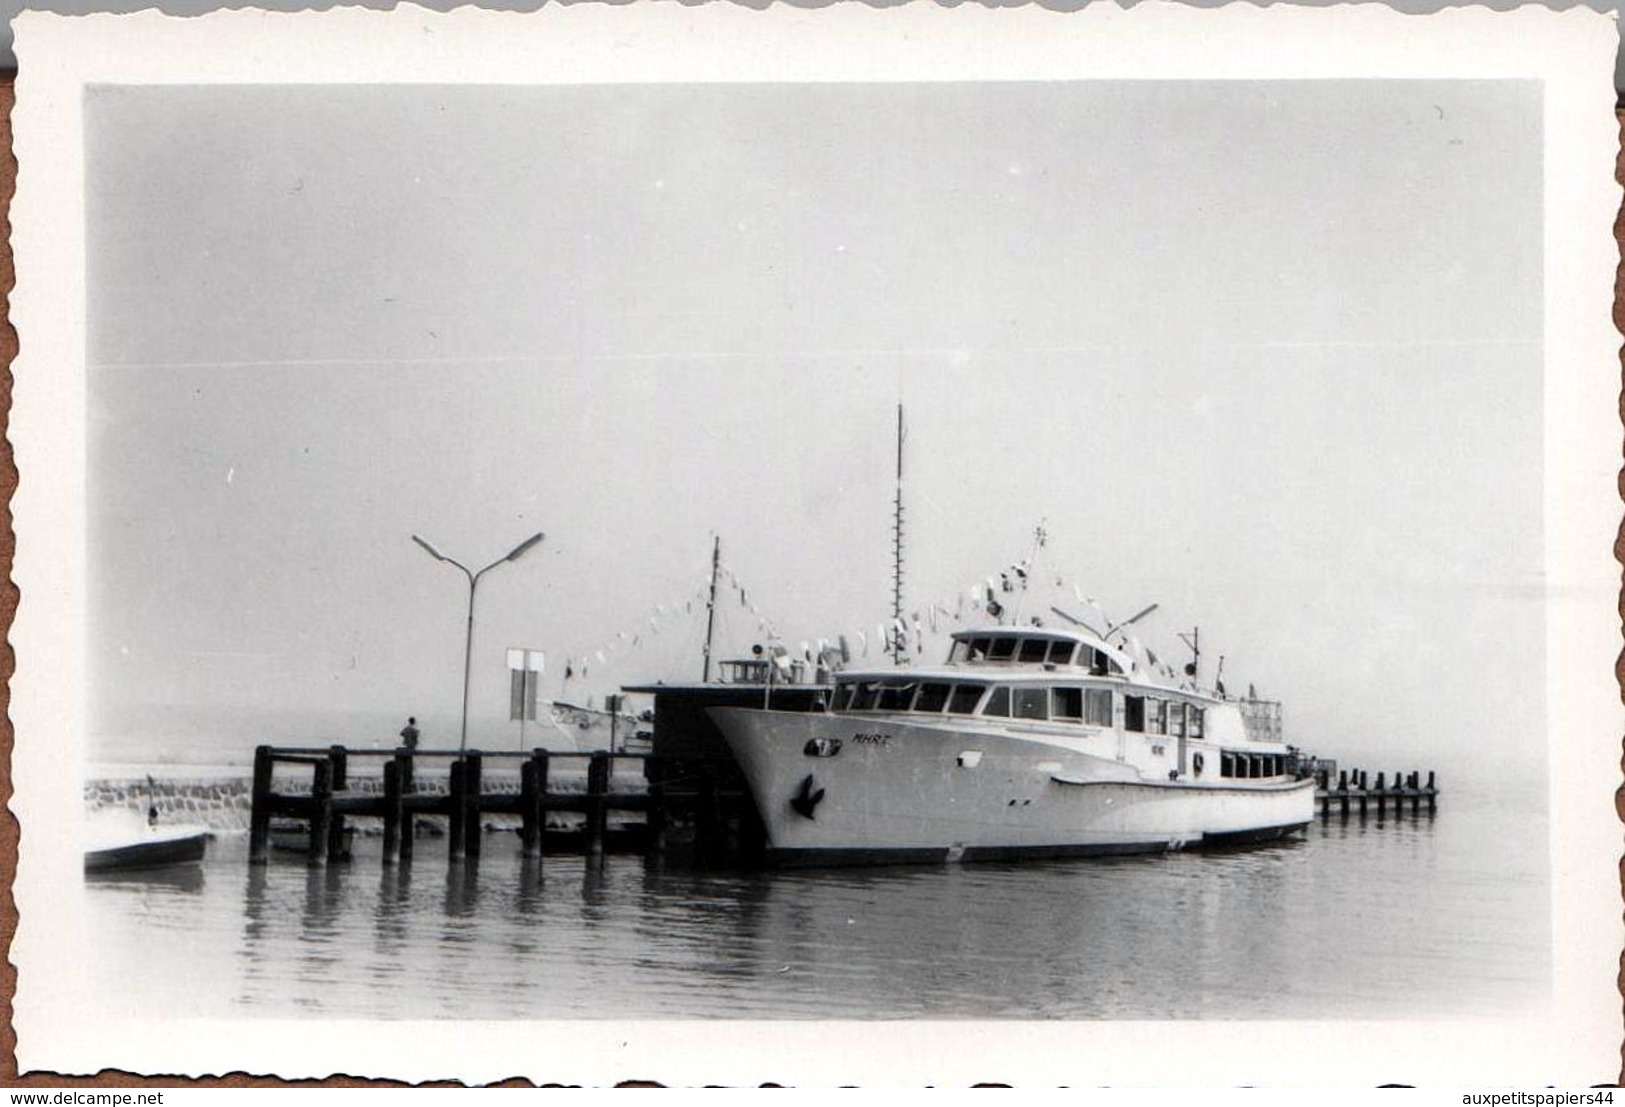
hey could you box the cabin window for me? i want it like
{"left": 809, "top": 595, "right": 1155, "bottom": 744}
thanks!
{"left": 835, "top": 683, "right": 856, "bottom": 711}
{"left": 850, "top": 681, "right": 880, "bottom": 711}
{"left": 1169, "top": 702, "right": 1187, "bottom": 738}
{"left": 1019, "top": 638, "right": 1049, "bottom": 664}
{"left": 1012, "top": 687, "right": 1048, "bottom": 720}
{"left": 877, "top": 682, "right": 916, "bottom": 711}
{"left": 1146, "top": 700, "right": 1166, "bottom": 736}
{"left": 1125, "top": 695, "right": 1145, "bottom": 733}
{"left": 1088, "top": 648, "right": 1110, "bottom": 676}
{"left": 982, "top": 686, "right": 1012, "bottom": 717}
{"left": 1047, "top": 640, "right": 1076, "bottom": 666}
{"left": 948, "top": 684, "right": 986, "bottom": 714}
{"left": 1052, "top": 687, "right": 1083, "bottom": 721}
{"left": 1085, "top": 688, "right": 1113, "bottom": 727}
{"left": 1189, "top": 708, "right": 1204, "bottom": 739}
{"left": 914, "top": 682, "right": 952, "bottom": 713}
{"left": 1220, "top": 751, "right": 1235, "bottom": 778}
{"left": 988, "top": 638, "right": 1017, "bottom": 661}
{"left": 968, "top": 637, "right": 994, "bottom": 661}
{"left": 1249, "top": 756, "right": 1262, "bottom": 779}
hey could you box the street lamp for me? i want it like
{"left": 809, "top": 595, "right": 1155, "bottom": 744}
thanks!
{"left": 412, "top": 530, "right": 546, "bottom": 751}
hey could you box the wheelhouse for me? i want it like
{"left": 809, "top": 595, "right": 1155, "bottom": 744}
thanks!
{"left": 831, "top": 673, "right": 1207, "bottom": 737}
{"left": 947, "top": 631, "right": 1127, "bottom": 677}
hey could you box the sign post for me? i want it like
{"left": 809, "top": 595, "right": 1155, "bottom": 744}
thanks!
{"left": 507, "top": 648, "right": 546, "bottom": 751}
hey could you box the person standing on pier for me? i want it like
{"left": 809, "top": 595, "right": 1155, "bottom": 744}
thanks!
{"left": 399, "top": 716, "right": 420, "bottom": 751}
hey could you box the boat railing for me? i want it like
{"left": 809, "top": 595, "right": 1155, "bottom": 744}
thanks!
{"left": 716, "top": 657, "right": 827, "bottom": 686}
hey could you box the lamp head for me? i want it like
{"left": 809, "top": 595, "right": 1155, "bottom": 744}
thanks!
{"left": 505, "top": 531, "right": 546, "bottom": 562}
{"left": 411, "top": 534, "right": 449, "bottom": 562}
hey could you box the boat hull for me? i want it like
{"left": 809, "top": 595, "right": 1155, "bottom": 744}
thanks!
{"left": 84, "top": 828, "right": 209, "bottom": 873}
{"left": 709, "top": 707, "right": 1315, "bottom": 865}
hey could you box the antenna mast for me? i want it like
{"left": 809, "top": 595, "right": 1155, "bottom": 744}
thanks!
{"left": 1178, "top": 626, "right": 1201, "bottom": 685}
{"left": 702, "top": 535, "right": 721, "bottom": 682}
{"left": 891, "top": 403, "right": 906, "bottom": 665}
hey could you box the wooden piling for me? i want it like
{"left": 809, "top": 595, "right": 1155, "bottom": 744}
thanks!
{"left": 327, "top": 745, "right": 350, "bottom": 861}
{"left": 308, "top": 757, "right": 333, "bottom": 866}
{"left": 249, "top": 744, "right": 274, "bottom": 865}
{"left": 585, "top": 752, "right": 611, "bottom": 857}
{"left": 521, "top": 749, "right": 550, "bottom": 858}
{"left": 382, "top": 758, "right": 403, "bottom": 865}
{"left": 448, "top": 759, "right": 467, "bottom": 860}
{"left": 394, "top": 750, "right": 415, "bottom": 860}
{"left": 463, "top": 752, "right": 484, "bottom": 859}
{"left": 644, "top": 756, "right": 667, "bottom": 856}
{"left": 1427, "top": 770, "right": 1437, "bottom": 814}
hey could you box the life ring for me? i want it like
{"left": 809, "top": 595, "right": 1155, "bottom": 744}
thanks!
{"left": 1192, "top": 752, "right": 1205, "bottom": 775}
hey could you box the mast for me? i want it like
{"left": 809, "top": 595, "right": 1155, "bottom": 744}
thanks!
{"left": 891, "top": 403, "right": 905, "bottom": 665}
{"left": 1179, "top": 625, "right": 1201, "bottom": 685}
{"left": 702, "top": 535, "right": 721, "bottom": 682}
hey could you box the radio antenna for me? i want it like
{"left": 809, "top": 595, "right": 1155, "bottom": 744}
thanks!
{"left": 891, "top": 403, "right": 906, "bottom": 665}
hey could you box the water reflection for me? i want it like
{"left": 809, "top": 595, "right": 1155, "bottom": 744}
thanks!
{"left": 91, "top": 804, "right": 1548, "bottom": 1021}
{"left": 84, "top": 864, "right": 205, "bottom": 894}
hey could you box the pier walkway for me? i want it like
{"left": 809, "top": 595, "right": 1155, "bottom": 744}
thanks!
{"left": 1313, "top": 768, "right": 1439, "bottom": 819}
{"left": 248, "top": 745, "right": 750, "bottom": 866}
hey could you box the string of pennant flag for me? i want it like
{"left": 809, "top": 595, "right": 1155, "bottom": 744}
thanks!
{"left": 554, "top": 560, "right": 787, "bottom": 688}
{"left": 546, "top": 541, "right": 1196, "bottom": 690}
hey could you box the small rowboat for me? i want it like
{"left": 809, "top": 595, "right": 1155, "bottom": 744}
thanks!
{"left": 84, "top": 813, "right": 210, "bottom": 873}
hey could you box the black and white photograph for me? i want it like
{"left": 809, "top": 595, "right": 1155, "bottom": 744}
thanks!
{"left": 8, "top": 4, "right": 1620, "bottom": 1085}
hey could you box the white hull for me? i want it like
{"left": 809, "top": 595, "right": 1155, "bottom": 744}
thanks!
{"left": 711, "top": 708, "right": 1315, "bottom": 864}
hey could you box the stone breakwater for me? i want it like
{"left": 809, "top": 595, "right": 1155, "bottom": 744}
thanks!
{"left": 85, "top": 776, "right": 255, "bottom": 832}
{"left": 85, "top": 766, "right": 641, "bottom": 834}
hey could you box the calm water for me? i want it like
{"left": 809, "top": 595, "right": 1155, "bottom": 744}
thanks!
{"left": 82, "top": 784, "right": 1549, "bottom": 1021}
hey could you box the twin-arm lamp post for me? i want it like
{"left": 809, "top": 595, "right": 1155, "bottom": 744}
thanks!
{"left": 411, "top": 530, "right": 546, "bottom": 752}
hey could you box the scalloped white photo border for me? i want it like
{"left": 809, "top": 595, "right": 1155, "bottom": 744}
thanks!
{"left": 8, "top": 2, "right": 1621, "bottom": 1085}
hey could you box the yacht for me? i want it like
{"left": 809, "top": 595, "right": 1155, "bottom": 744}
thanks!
{"left": 709, "top": 624, "right": 1315, "bottom": 865}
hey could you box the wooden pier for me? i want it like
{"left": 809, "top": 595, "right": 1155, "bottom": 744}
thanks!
{"left": 248, "top": 744, "right": 755, "bottom": 866}
{"left": 1313, "top": 768, "right": 1438, "bottom": 819}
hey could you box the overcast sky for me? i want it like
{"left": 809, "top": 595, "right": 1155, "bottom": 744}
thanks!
{"left": 84, "top": 80, "right": 1543, "bottom": 782}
